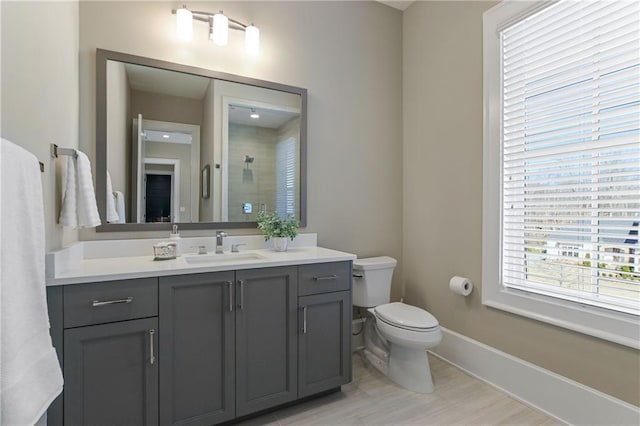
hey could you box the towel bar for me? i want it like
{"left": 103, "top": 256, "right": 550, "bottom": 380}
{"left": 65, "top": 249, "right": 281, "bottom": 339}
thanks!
{"left": 50, "top": 143, "right": 78, "bottom": 159}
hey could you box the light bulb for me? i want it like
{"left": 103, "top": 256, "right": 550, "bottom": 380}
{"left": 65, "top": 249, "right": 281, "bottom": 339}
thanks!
{"left": 212, "top": 12, "right": 229, "bottom": 46}
{"left": 176, "top": 7, "right": 193, "bottom": 41}
{"left": 245, "top": 24, "right": 260, "bottom": 55}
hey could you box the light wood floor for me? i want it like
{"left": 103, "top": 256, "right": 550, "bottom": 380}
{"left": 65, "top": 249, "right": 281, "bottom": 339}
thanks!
{"left": 238, "top": 353, "right": 563, "bottom": 426}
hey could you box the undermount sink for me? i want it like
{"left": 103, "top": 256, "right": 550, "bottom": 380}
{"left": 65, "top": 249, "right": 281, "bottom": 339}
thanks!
{"left": 184, "top": 252, "right": 266, "bottom": 264}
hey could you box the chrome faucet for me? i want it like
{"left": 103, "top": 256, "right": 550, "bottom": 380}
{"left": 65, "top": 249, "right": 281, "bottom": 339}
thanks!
{"left": 215, "top": 231, "right": 227, "bottom": 254}
{"left": 231, "top": 243, "right": 246, "bottom": 253}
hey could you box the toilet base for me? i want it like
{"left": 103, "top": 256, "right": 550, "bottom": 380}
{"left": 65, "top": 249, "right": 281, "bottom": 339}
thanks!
{"left": 363, "top": 316, "right": 436, "bottom": 394}
{"left": 388, "top": 345, "right": 434, "bottom": 394}
{"left": 363, "top": 348, "right": 388, "bottom": 376}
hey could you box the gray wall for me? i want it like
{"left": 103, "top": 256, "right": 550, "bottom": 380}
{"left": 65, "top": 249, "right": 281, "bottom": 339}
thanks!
{"left": 402, "top": 1, "right": 639, "bottom": 406}
{"left": 130, "top": 90, "right": 203, "bottom": 126}
{"left": 1, "top": 1, "right": 79, "bottom": 251}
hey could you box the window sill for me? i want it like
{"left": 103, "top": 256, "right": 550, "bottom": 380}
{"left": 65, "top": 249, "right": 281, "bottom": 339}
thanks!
{"left": 482, "top": 286, "right": 640, "bottom": 349}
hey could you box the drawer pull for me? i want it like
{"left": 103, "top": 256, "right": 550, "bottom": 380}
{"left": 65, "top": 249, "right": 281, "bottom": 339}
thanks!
{"left": 313, "top": 275, "right": 338, "bottom": 281}
{"left": 302, "top": 306, "right": 308, "bottom": 334}
{"left": 92, "top": 297, "right": 133, "bottom": 307}
{"left": 238, "top": 280, "right": 245, "bottom": 310}
{"left": 352, "top": 274, "right": 363, "bottom": 278}
{"left": 227, "top": 281, "right": 234, "bottom": 312}
{"left": 149, "top": 329, "right": 155, "bottom": 365}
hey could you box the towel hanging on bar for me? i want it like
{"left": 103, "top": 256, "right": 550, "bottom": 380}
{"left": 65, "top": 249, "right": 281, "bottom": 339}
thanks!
{"left": 58, "top": 149, "right": 102, "bottom": 228}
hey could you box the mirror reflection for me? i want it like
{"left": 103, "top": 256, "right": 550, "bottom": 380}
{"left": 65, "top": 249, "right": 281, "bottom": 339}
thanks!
{"left": 131, "top": 116, "right": 200, "bottom": 223}
{"left": 226, "top": 103, "right": 301, "bottom": 222}
{"left": 100, "top": 50, "right": 306, "bottom": 229}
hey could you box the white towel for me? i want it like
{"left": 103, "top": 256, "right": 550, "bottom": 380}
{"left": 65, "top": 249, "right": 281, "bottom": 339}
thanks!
{"left": 106, "top": 171, "right": 119, "bottom": 223}
{"left": 114, "top": 190, "right": 126, "bottom": 224}
{"left": 58, "top": 150, "right": 102, "bottom": 228}
{"left": 1, "top": 138, "right": 64, "bottom": 425}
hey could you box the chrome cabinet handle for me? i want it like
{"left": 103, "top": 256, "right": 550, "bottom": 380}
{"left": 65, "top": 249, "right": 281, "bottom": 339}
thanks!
{"left": 92, "top": 297, "right": 133, "bottom": 307}
{"left": 313, "top": 275, "right": 338, "bottom": 281}
{"left": 302, "top": 306, "right": 308, "bottom": 334}
{"left": 149, "top": 329, "right": 155, "bottom": 365}
{"left": 227, "top": 281, "right": 233, "bottom": 312}
{"left": 238, "top": 280, "right": 245, "bottom": 310}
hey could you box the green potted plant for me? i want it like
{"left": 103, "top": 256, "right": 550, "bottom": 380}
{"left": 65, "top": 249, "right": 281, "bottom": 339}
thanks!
{"left": 256, "top": 211, "right": 298, "bottom": 252}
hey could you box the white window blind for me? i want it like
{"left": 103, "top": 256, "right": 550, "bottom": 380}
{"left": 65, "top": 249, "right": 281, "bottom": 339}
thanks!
{"left": 501, "top": 0, "right": 640, "bottom": 315}
{"left": 275, "top": 137, "right": 297, "bottom": 218}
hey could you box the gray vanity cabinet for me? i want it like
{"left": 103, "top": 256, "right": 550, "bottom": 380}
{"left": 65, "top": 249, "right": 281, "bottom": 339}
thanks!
{"left": 298, "top": 262, "right": 352, "bottom": 398}
{"left": 45, "top": 286, "right": 64, "bottom": 426}
{"left": 235, "top": 266, "right": 298, "bottom": 417}
{"left": 47, "top": 261, "right": 350, "bottom": 426}
{"left": 158, "top": 271, "right": 236, "bottom": 426}
{"left": 158, "top": 266, "right": 298, "bottom": 423}
{"left": 64, "top": 317, "right": 159, "bottom": 426}
{"left": 60, "top": 278, "right": 159, "bottom": 426}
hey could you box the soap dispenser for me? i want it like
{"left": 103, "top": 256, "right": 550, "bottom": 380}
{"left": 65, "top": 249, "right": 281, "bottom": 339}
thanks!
{"left": 169, "top": 224, "right": 182, "bottom": 256}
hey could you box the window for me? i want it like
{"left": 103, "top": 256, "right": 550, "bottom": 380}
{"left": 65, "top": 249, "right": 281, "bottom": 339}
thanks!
{"left": 275, "top": 136, "right": 297, "bottom": 218}
{"left": 483, "top": 0, "right": 640, "bottom": 348}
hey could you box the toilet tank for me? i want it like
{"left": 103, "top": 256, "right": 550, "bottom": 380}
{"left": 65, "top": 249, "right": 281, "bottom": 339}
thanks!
{"left": 352, "top": 256, "right": 397, "bottom": 307}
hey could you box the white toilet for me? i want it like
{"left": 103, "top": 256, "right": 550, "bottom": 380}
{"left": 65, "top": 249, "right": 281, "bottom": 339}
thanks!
{"left": 353, "top": 256, "right": 442, "bottom": 394}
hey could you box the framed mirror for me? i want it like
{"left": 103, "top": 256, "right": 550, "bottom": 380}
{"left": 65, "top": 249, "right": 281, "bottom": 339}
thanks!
{"left": 95, "top": 49, "right": 307, "bottom": 231}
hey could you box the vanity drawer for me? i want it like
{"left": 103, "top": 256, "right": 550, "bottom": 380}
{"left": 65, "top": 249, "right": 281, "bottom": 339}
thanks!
{"left": 298, "top": 262, "right": 351, "bottom": 296}
{"left": 63, "top": 278, "right": 158, "bottom": 328}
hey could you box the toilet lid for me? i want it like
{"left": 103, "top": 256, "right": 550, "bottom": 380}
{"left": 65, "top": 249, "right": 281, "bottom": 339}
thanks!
{"left": 374, "top": 302, "right": 439, "bottom": 331}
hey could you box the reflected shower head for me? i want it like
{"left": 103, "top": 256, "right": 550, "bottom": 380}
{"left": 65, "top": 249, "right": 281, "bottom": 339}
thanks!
{"left": 244, "top": 155, "right": 255, "bottom": 163}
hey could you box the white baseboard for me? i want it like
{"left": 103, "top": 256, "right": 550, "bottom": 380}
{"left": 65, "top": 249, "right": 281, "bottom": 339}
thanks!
{"left": 430, "top": 327, "right": 639, "bottom": 426}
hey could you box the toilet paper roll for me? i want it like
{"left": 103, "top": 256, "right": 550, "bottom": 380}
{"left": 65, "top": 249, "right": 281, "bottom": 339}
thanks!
{"left": 449, "top": 276, "right": 473, "bottom": 296}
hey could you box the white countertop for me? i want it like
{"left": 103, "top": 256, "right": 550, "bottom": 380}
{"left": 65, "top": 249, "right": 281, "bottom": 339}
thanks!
{"left": 46, "top": 235, "right": 356, "bottom": 286}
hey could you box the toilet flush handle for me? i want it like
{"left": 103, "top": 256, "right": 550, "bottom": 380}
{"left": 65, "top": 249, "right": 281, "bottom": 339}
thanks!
{"left": 352, "top": 274, "right": 363, "bottom": 278}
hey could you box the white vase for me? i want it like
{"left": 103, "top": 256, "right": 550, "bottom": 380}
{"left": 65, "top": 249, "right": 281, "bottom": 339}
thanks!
{"left": 272, "top": 237, "right": 289, "bottom": 252}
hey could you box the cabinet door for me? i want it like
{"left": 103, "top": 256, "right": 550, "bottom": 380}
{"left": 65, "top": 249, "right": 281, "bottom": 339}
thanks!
{"left": 298, "top": 291, "right": 352, "bottom": 398}
{"left": 46, "top": 286, "right": 63, "bottom": 426}
{"left": 64, "top": 317, "right": 158, "bottom": 426}
{"left": 235, "top": 266, "right": 298, "bottom": 417}
{"left": 159, "top": 272, "right": 235, "bottom": 426}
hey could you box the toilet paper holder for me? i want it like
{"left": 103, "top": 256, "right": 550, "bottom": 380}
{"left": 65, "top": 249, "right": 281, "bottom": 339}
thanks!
{"left": 449, "top": 276, "right": 473, "bottom": 296}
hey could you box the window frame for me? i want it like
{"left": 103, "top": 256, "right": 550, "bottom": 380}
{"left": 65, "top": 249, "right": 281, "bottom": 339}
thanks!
{"left": 482, "top": 0, "right": 640, "bottom": 349}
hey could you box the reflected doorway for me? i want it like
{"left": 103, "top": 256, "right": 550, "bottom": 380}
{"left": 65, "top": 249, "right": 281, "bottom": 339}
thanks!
{"left": 132, "top": 116, "right": 200, "bottom": 223}
{"left": 142, "top": 158, "right": 180, "bottom": 222}
{"left": 144, "top": 174, "right": 172, "bottom": 222}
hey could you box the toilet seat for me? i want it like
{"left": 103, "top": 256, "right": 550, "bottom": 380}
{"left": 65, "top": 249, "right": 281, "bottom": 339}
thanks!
{"left": 374, "top": 302, "right": 439, "bottom": 332}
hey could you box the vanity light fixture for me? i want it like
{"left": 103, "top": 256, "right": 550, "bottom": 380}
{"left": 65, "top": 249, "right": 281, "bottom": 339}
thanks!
{"left": 173, "top": 5, "right": 260, "bottom": 55}
{"left": 250, "top": 109, "right": 260, "bottom": 119}
{"left": 211, "top": 12, "right": 228, "bottom": 46}
{"left": 176, "top": 7, "right": 193, "bottom": 41}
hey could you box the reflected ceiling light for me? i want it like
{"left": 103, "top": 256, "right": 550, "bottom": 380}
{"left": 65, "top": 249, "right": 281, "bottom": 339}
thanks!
{"left": 173, "top": 6, "right": 259, "bottom": 55}
{"left": 176, "top": 6, "right": 193, "bottom": 41}
{"left": 250, "top": 109, "right": 260, "bottom": 119}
